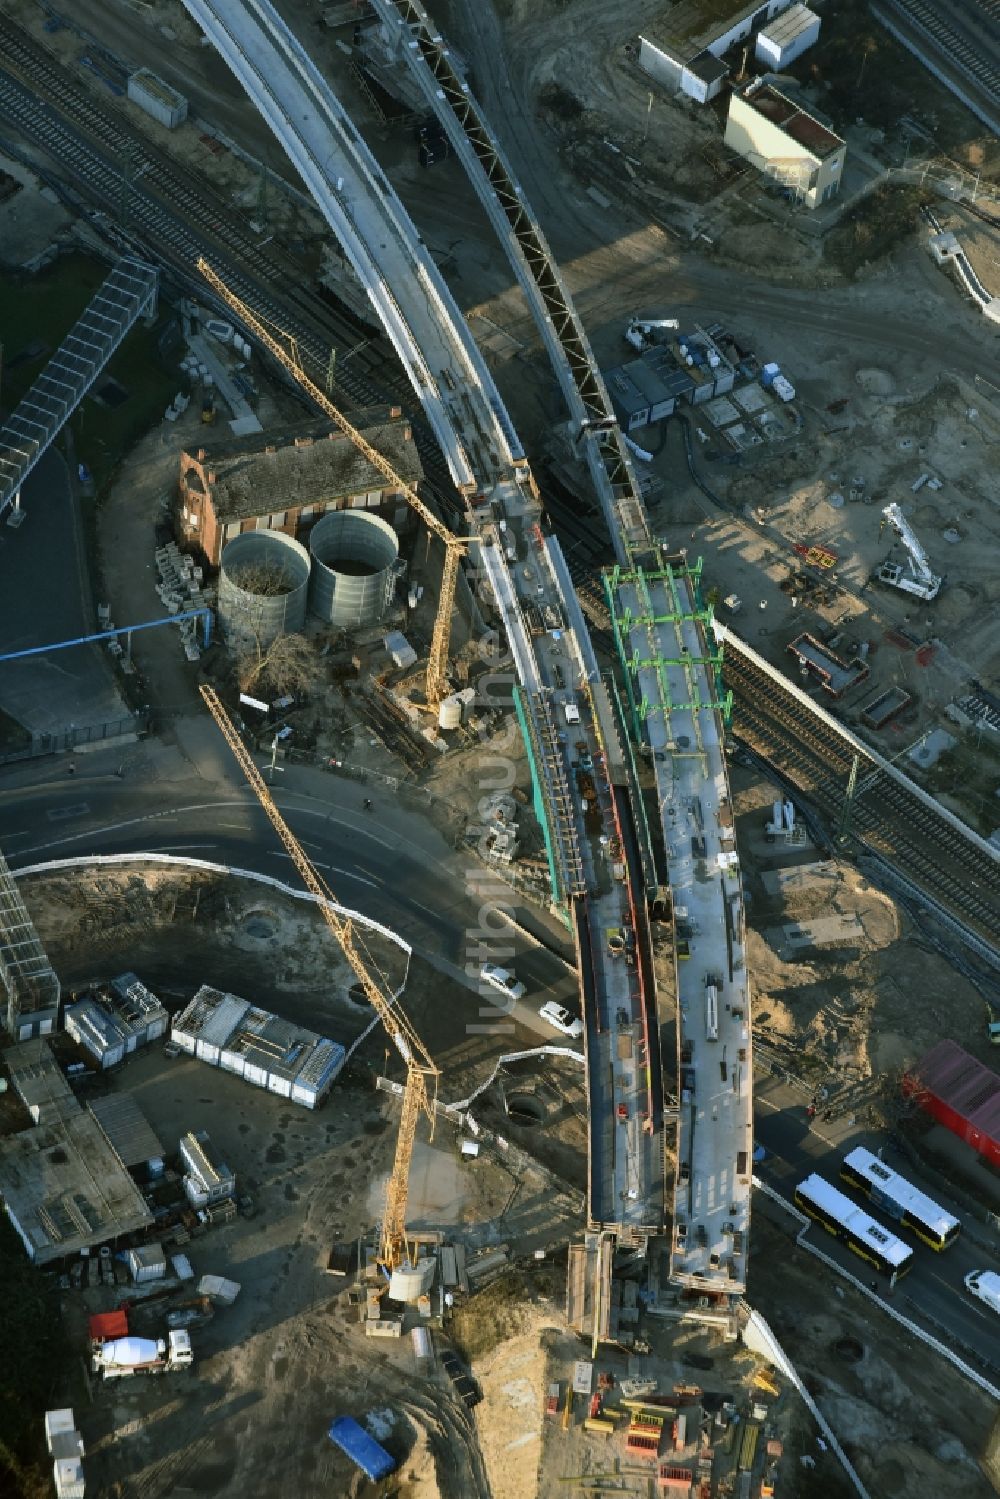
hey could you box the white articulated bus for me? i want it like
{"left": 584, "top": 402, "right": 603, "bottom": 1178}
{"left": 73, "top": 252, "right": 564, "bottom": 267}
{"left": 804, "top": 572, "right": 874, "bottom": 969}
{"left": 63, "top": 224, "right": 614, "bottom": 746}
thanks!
{"left": 795, "top": 1173, "right": 914, "bottom": 1287}
{"left": 840, "top": 1146, "right": 960, "bottom": 1251}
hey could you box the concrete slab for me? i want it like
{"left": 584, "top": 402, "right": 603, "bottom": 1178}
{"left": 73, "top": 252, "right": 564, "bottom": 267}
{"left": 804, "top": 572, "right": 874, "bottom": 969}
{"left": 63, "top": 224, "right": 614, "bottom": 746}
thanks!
{"left": 759, "top": 861, "right": 841, "bottom": 897}
{"left": 769, "top": 914, "right": 863, "bottom": 952}
{"left": 909, "top": 728, "right": 957, "bottom": 769}
{"left": 0, "top": 151, "right": 72, "bottom": 268}
{"left": 732, "top": 383, "right": 769, "bottom": 415}
{"left": 703, "top": 395, "right": 741, "bottom": 428}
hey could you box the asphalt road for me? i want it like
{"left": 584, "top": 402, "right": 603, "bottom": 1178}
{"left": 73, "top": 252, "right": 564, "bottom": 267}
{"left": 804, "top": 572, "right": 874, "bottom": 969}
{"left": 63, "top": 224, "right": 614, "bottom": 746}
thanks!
{"left": 754, "top": 1069, "right": 1000, "bottom": 1373}
{"left": 0, "top": 756, "right": 580, "bottom": 1038}
{"left": 0, "top": 448, "right": 125, "bottom": 735}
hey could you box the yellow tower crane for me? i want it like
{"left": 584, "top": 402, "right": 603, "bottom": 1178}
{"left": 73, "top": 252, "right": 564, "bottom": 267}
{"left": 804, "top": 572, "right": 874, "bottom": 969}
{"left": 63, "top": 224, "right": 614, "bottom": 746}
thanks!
{"left": 199, "top": 683, "right": 439, "bottom": 1273}
{"left": 196, "top": 258, "right": 466, "bottom": 709}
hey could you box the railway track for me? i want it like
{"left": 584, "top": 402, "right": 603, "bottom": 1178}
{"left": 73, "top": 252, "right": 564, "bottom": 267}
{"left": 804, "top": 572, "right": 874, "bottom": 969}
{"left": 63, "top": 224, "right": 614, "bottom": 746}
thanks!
{"left": 723, "top": 646, "right": 1000, "bottom": 948}
{"left": 0, "top": 14, "right": 466, "bottom": 520}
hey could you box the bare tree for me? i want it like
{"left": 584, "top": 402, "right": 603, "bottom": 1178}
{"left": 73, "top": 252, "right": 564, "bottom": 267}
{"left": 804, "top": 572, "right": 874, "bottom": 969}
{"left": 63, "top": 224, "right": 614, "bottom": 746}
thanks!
{"left": 233, "top": 631, "right": 316, "bottom": 697}
{"left": 225, "top": 560, "right": 316, "bottom": 697}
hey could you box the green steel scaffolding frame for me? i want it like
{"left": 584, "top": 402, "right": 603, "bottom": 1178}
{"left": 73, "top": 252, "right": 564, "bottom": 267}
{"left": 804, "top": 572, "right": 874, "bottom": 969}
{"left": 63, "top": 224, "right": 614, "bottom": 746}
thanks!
{"left": 602, "top": 559, "right": 733, "bottom": 741}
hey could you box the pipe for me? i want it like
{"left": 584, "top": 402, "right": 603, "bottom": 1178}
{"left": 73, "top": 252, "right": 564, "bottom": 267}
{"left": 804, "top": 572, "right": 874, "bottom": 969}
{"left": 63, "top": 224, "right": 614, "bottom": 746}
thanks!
{"left": 0, "top": 608, "right": 213, "bottom": 664}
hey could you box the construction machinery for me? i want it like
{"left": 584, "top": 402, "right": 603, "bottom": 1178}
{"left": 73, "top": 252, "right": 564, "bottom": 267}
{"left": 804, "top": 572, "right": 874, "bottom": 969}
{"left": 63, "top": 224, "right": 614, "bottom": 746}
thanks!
{"left": 196, "top": 258, "right": 467, "bottom": 708}
{"left": 877, "top": 502, "right": 942, "bottom": 601}
{"left": 764, "top": 799, "right": 805, "bottom": 845}
{"left": 198, "top": 685, "right": 438, "bottom": 1278}
{"left": 92, "top": 1331, "right": 193, "bottom": 1380}
{"left": 625, "top": 315, "right": 679, "bottom": 352}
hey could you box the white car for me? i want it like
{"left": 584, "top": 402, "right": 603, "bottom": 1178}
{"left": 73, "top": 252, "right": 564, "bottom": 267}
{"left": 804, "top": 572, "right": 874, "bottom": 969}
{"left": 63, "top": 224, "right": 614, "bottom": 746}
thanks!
{"left": 965, "top": 1269, "right": 1000, "bottom": 1314}
{"left": 539, "top": 1001, "right": 583, "bottom": 1040}
{"left": 479, "top": 964, "right": 525, "bottom": 1002}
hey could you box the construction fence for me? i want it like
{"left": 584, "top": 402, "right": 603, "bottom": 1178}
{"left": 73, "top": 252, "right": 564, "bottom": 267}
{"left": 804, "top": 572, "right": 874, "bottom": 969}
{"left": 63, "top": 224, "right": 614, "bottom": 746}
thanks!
{"left": 0, "top": 712, "right": 149, "bottom": 768}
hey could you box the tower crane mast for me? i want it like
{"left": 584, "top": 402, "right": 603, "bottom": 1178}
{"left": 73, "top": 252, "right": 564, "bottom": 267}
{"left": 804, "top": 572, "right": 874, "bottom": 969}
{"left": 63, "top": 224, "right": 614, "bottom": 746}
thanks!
{"left": 195, "top": 258, "right": 466, "bottom": 707}
{"left": 198, "top": 684, "right": 438, "bottom": 1272}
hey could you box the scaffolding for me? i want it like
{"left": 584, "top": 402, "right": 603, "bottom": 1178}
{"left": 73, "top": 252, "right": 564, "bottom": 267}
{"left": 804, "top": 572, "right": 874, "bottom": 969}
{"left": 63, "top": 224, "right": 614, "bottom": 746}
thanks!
{"left": 0, "top": 256, "right": 158, "bottom": 521}
{"left": 513, "top": 686, "right": 586, "bottom": 910}
{"left": 0, "top": 846, "right": 60, "bottom": 1038}
{"left": 604, "top": 558, "right": 732, "bottom": 764}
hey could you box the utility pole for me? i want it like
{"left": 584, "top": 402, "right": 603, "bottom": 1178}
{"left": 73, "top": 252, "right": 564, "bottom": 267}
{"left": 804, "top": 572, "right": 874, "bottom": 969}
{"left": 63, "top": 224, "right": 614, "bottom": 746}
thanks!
{"left": 325, "top": 345, "right": 336, "bottom": 396}
{"left": 838, "top": 730, "right": 932, "bottom": 843}
{"left": 642, "top": 91, "right": 653, "bottom": 147}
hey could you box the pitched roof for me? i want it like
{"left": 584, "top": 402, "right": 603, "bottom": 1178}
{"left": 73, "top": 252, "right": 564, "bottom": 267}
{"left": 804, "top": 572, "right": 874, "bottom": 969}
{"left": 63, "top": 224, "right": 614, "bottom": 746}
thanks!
{"left": 908, "top": 1039, "right": 1000, "bottom": 1142}
{"left": 186, "top": 413, "right": 423, "bottom": 523}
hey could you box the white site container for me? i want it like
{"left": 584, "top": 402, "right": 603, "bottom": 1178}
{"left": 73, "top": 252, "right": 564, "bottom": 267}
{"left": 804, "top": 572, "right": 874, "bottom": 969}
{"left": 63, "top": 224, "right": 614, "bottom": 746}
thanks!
{"left": 127, "top": 69, "right": 188, "bottom": 129}
{"left": 128, "top": 1244, "right": 166, "bottom": 1284}
{"left": 45, "top": 1411, "right": 78, "bottom": 1456}
{"left": 53, "top": 1455, "right": 85, "bottom": 1499}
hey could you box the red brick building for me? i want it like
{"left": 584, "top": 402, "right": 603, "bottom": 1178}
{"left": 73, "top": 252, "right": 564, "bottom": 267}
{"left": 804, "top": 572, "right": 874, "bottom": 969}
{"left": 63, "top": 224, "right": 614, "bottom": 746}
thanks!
{"left": 177, "top": 410, "right": 423, "bottom": 567}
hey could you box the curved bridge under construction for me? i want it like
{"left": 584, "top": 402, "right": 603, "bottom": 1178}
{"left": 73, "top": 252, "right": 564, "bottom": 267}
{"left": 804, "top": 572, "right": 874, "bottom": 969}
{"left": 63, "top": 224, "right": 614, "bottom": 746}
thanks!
{"left": 183, "top": 0, "right": 752, "bottom": 1315}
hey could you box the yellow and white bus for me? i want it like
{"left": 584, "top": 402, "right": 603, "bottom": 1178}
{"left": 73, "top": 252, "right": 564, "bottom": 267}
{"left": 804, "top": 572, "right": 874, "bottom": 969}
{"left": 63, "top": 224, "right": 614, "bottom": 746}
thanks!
{"left": 795, "top": 1172, "right": 914, "bottom": 1287}
{"left": 840, "top": 1146, "right": 960, "bottom": 1251}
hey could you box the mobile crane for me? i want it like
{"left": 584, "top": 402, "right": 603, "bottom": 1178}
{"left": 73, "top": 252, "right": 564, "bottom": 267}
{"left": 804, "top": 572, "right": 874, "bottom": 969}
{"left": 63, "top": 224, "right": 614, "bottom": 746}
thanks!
{"left": 877, "top": 502, "right": 942, "bottom": 601}
{"left": 196, "top": 258, "right": 467, "bottom": 709}
{"left": 199, "top": 684, "right": 438, "bottom": 1277}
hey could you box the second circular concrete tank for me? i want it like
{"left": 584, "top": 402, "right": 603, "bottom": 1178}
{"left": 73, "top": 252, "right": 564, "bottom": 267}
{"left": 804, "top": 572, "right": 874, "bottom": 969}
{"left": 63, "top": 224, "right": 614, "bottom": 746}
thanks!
{"left": 309, "top": 510, "right": 398, "bottom": 628}
{"left": 218, "top": 531, "right": 311, "bottom": 649}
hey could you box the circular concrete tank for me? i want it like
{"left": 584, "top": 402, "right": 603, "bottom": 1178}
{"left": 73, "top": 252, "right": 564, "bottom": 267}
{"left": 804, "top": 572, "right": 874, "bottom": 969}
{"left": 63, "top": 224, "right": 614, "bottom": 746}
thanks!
{"left": 308, "top": 510, "right": 398, "bottom": 628}
{"left": 218, "top": 531, "right": 311, "bottom": 648}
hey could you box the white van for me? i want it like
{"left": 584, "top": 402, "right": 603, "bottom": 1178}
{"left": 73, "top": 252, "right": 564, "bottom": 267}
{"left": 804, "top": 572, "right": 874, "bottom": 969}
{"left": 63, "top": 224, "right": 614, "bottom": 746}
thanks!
{"left": 965, "top": 1269, "right": 1000, "bottom": 1313}
{"left": 563, "top": 700, "right": 581, "bottom": 725}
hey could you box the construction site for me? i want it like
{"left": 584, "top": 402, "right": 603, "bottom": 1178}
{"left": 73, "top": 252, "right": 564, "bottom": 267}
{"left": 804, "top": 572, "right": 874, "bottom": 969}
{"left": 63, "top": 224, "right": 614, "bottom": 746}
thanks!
{"left": 0, "top": 0, "right": 999, "bottom": 1497}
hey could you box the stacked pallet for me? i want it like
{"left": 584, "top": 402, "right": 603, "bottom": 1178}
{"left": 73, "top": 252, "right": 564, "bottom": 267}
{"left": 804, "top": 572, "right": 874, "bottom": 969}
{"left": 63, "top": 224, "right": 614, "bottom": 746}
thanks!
{"left": 154, "top": 542, "right": 212, "bottom": 660}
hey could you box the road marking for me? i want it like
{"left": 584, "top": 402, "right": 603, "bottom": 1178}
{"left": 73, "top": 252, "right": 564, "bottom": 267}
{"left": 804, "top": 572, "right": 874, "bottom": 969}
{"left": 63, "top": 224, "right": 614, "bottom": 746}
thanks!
{"left": 10, "top": 799, "right": 254, "bottom": 857}
{"left": 11, "top": 794, "right": 432, "bottom": 863}
{"left": 262, "top": 850, "right": 376, "bottom": 888}
{"left": 45, "top": 802, "right": 90, "bottom": 821}
{"left": 150, "top": 844, "right": 217, "bottom": 853}
{"left": 755, "top": 1094, "right": 841, "bottom": 1147}
{"left": 926, "top": 1269, "right": 997, "bottom": 1325}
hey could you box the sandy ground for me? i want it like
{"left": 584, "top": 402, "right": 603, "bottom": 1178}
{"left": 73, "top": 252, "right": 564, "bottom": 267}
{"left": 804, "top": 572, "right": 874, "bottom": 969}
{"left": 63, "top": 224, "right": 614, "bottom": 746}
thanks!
{"left": 731, "top": 772, "right": 990, "bottom": 1090}
{"left": 23, "top": 865, "right": 407, "bottom": 1035}
{"left": 59, "top": 1045, "right": 496, "bottom": 1498}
